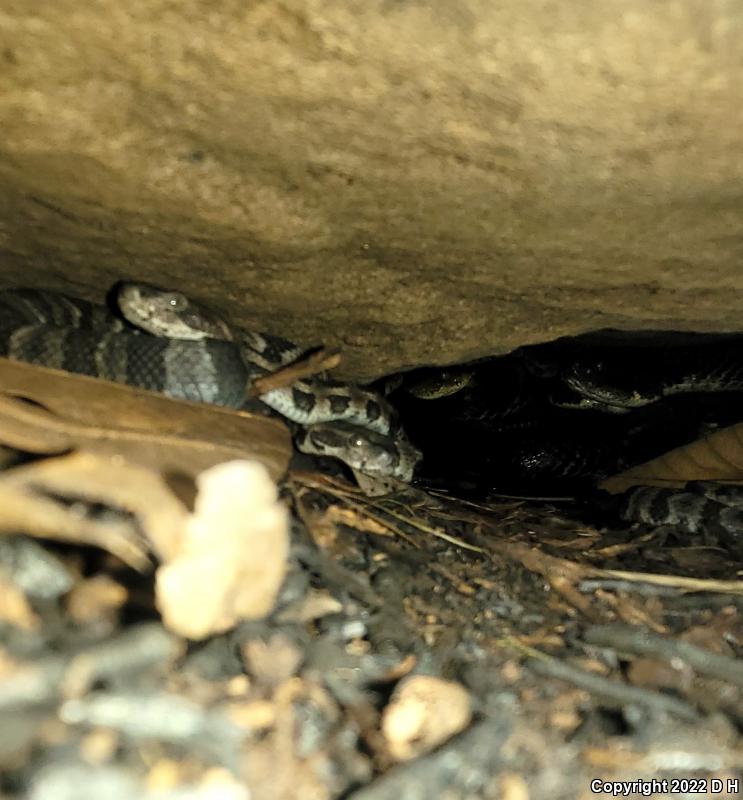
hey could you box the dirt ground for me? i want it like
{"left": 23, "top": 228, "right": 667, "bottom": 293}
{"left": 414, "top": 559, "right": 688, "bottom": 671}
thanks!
{"left": 1, "top": 418, "right": 741, "bottom": 798}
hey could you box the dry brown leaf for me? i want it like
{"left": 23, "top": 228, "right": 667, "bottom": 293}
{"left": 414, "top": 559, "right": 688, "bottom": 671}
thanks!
{"left": 601, "top": 422, "right": 743, "bottom": 494}
{"left": 549, "top": 574, "right": 604, "bottom": 621}
{"left": 428, "top": 563, "right": 477, "bottom": 596}
{"left": 0, "top": 451, "right": 190, "bottom": 569}
{"left": 274, "top": 588, "right": 344, "bottom": 624}
{"left": 590, "top": 530, "right": 660, "bottom": 558}
{"left": 626, "top": 657, "right": 693, "bottom": 693}
{"left": 0, "top": 357, "right": 291, "bottom": 482}
{"left": 297, "top": 504, "right": 378, "bottom": 562}
{"left": 156, "top": 460, "right": 289, "bottom": 639}
{"left": 595, "top": 590, "right": 667, "bottom": 633}
{"left": 0, "top": 480, "right": 150, "bottom": 569}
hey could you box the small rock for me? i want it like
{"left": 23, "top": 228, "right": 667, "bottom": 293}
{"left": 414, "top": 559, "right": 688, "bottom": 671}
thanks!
{"left": 381, "top": 675, "right": 472, "bottom": 761}
{"left": 157, "top": 460, "right": 289, "bottom": 639}
{"left": 241, "top": 633, "right": 304, "bottom": 687}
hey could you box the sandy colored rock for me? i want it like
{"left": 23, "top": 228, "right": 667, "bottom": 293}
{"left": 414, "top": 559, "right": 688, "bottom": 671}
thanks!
{"left": 156, "top": 460, "right": 290, "bottom": 639}
{"left": 381, "top": 674, "right": 472, "bottom": 761}
{"left": 1, "top": 2, "right": 743, "bottom": 379}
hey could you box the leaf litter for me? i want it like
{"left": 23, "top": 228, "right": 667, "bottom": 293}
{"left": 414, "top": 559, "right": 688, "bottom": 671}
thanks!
{"left": 0, "top": 356, "right": 741, "bottom": 799}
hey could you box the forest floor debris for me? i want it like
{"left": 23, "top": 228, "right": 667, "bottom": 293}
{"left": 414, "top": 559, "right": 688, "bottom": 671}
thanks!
{"left": 0, "top": 361, "right": 741, "bottom": 799}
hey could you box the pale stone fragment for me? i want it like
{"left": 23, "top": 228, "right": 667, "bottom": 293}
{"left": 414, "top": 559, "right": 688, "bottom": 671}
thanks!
{"left": 381, "top": 675, "right": 472, "bottom": 761}
{"left": 157, "top": 460, "right": 289, "bottom": 639}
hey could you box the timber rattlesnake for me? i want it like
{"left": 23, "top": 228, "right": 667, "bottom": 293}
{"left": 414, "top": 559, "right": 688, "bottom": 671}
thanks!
{"left": 0, "top": 284, "right": 422, "bottom": 481}
{"left": 390, "top": 348, "right": 743, "bottom": 543}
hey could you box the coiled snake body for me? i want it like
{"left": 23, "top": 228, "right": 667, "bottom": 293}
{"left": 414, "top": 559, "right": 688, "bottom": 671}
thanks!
{"left": 392, "top": 344, "right": 743, "bottom": 542}
{"left": 0, "top": 284, "right": 421, "bottom": 481}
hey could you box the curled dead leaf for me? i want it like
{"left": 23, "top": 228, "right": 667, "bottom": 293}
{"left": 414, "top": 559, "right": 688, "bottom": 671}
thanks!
{"left": 0, "top": 357, "right": 291, "bottom": 482}
{"left": 601, "top": 422, "right": 743, "bottom": 494}
{"left": 0, "top": 451, "right": 190, "bottom": 568}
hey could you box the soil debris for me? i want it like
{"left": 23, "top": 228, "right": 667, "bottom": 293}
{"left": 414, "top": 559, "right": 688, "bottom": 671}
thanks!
{"left": 0, "top": 359, "right": 741, "bottom": 798}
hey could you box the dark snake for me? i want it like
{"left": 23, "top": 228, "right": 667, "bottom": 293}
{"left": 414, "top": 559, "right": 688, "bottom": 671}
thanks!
{"left": 0, "top": 284, "right": 421, "bottom": 481}
{"left": 3, "top": 285, "right": 742, "bottom": 540}
{"left": 391, "top": 342, "right": 743, "bottom": 544}
{"left": 523, "top": 334, "right": 743, "bottom": 544}
{"left": 521, "top": 331, "right": 743, "bottom": 412}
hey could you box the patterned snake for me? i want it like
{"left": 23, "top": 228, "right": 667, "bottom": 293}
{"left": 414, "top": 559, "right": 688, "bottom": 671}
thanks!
{"left": 393, "top": 350, "right": 743, "bottom": 543}
{"left": 4, "top": 284, "right": 742, "bottom": 542}
{"left": 520, "top": 331, "right": 743, "bottom": 412}
{"left": 0, "top": 284, "right": 421, "bottom": 481}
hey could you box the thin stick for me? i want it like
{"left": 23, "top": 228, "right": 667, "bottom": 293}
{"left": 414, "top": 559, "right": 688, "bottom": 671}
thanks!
{"left": 595, "top": 568, "right": 743, "bottom": 596}
{"left": 292, "top": 471, "right": 485, "bottom": 553}
{"left": 250, "top": 348, "right": 342, "bottom": 396}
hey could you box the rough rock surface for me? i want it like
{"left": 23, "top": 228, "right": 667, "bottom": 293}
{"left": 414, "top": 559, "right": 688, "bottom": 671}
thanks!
{"left": 1, "top": 0, "right": 742, "bottom": 380}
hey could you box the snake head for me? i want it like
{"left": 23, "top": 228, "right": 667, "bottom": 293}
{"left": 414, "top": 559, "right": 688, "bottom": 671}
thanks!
{"left": 297, "top": 422, "right": 402, "bottom": 477}
{"left": 117, "top": 282, "right": 234, "bottom": 342}
{"left": 564, "top": 359, "right": 661, "bottom": 409}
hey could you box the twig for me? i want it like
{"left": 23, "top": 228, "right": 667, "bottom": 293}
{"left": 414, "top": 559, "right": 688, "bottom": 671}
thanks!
{"left": 292, "top": 471, "right": 486, "bottom": 553}
{"left": 527, "top": 654, "right": 699, "bottom": 720}
{"left": 596, "top": 568, "right": 743, "bottom": 596}
{"left": 0, "top": 623, "right": 180, "bottom": 710}
{"left": 584, "top": 624, "right": 743, "bottom": 688}
{"left": 366, "top": 502, "right": 486, "bottom": 553}
{"left": 503, "top": 638, "right": 700, "bottom": 721}
{"left": 250, "top": 348, "right": 342, "bottom": 396}
{"left": 287, "top": 483, "right": 384, "bottom": 607}
{"left": 578, "top": 579, "right": 682, "bottom": 597}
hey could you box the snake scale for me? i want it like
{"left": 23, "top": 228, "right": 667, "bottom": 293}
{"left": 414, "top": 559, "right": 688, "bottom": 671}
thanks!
{"left": 392, "top": 344, "right": 743, "bottom": 543}
{"left": 522, "top": 335, "right": 743, "bottom": 542}
{"left": 3, "top": 284, "right": 742, "bottom": 541}
{"left": 0, "top": 284, "right": 421, "bottom": 481}
{"left": 599, "top": 482, "right": 743, "bottom": 553}
{"left": 521, "top": 331, "right": 743, "bottom": 412}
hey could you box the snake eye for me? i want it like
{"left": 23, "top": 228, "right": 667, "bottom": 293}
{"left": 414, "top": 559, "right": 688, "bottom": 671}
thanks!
{"left": 349, "top": 435, "right": 367, "bottom": 449}
{"left": 164, "top": 292, "right": 188, "bottom": 311}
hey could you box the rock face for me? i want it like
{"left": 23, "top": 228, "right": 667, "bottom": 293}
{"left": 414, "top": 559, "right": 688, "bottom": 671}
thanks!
{"left": 1, "top": 1, "right": 742, "bottom": 379}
